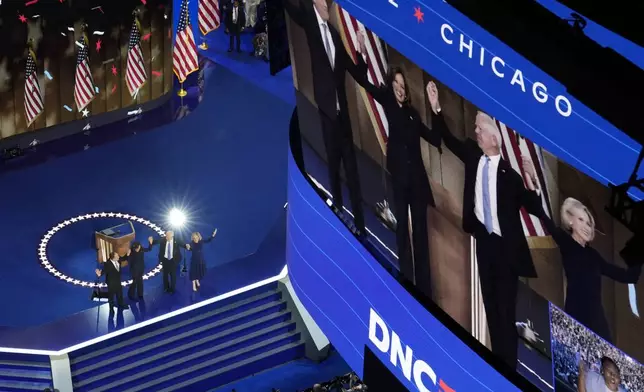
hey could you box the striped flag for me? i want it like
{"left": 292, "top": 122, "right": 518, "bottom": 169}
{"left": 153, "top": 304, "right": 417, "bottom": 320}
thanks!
{"left": 198, "top": 0, "right": 221, "bottom": 35}
{"left": 24, "top": 45, "right": 44, "bottom": 127}
{"left": 126, "top": 16, "right": 147, "bottom": 97}
{"left": 74, "top": 33, "right": 96, "bottom": 112}
{"left": 497, "top": 120, "right": 553, "bottom": 237}
{"left": 173, "top": 0, "right": 199, "bottom": 83}
{"left": 337, "top": 5, "right": 389, "bottom": 153}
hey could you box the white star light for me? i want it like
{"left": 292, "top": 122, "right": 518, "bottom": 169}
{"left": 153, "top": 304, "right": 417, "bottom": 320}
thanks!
{"left": 82, "top": 108, "right": 89, "bottom": 117}
{"left": 38, "top": 212, "right": 165, "bottom": 287}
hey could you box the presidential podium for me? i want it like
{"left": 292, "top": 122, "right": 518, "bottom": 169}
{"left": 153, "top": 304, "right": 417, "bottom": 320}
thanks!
{"left": 95, "top": 222, "right": 136, "bottom": 265}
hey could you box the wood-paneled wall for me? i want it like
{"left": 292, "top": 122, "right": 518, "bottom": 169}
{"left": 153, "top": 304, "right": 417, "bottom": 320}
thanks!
{"left": 0, "top": 0, "right": 173, "bottom": 141}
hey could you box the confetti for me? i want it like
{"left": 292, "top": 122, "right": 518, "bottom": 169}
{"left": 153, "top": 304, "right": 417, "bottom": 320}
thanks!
{"left": 19, "top": 14, "right": 27, "bottom": 23}
{"left": 60, "top": 32, "right": 66, "bottom": 36}
{"left": 151, "top": 70, "right": 162, "bottom": 77}
{"left": 91, "top": 6, "right": 104, "bottom": 13}
{"left": 25, "top": 0, "right": 39, "bottom": 6}
{"left": 67, "top": 27, "right": 74, "bottom": 32}
{"left": 111, "top": 65, "right": 118, "bottom": 76}
{"left": 44, "top": 70, "right": 53, "bottom": 80}
{"left": 140, "top": 0, "right": 147, "bottom": 5}
{"left": 101, "top": 58, "right": 115, "bottom": 65}
{"left": 128, "top": 115, "right": 142, "bottom": 124}
{"left": 82, "top": 108, "right": 90, "bottom": 117}
{"left": 96, "top": 39, "right": 102, "bottom": 52}
{"left": 32, "top": 15, "right": 40, "bottom": 18}
{"left": 75, "top": 41, "right": 85, "bottom": 49}
{"left": 63, "top": 105, "right": 73, "bottom": 112}
{"left": 83, "top": 123, "right": 91, "bottom": 131}
{"left": 92, "top": 31, "right": 104, "bottom": 36}
{"left": 111, "top": 85, "right": 117, "bottom": 94}
{"left": 127, "top": 108, "right": 142, "bottom": 116}
{"left": 95, "top": 86, "right": 99, "bottom": 93}
{"left": 142, "top": 33, "right": 151, "bottom": 41}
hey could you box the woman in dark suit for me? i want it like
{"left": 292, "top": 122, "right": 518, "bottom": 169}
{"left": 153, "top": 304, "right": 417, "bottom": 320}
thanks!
{"left": 523, "top": 158, "right": 641, "bottom": 342}
{"left": 351, "top": 35, "right": 442, "bottom": 294}
{"left": 184, "top": 229, "right": 218, "bottom": 291}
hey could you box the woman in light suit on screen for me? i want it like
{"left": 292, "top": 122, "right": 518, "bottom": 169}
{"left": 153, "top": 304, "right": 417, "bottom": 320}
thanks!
{"left": 523, "top": 158, "right": 641, "bottom": 342}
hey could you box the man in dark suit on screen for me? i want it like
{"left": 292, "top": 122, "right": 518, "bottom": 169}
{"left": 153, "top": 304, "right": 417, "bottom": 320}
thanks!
{"left": 283, "top": 0, "right": 366, "bottom": 236}
{"left": 95, "top": 251, "right": 129, "bottom": 311}
{"left": 149, "top": 231, "right": 184, "bottom": 293}
{"left": 426, "top": 82, "right": 542, "bottom": 368}
{"left": 226, "top": 0, "right": 246, "bottom": 52}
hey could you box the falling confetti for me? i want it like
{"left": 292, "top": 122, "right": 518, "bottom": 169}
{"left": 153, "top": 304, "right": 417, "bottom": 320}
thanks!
{"left": 151, "top": 70, "right": 162, "bottom": 77}
{"left": 63, "top": 105, "right": 73, "bottom": 112}
{"left": 75, "top": 41, "right": 84, "bottom": 49}
{"left": 142, "top": 33, "right": 151, "bottom": 41}
{"left": 94, "top": 86, "right": 99, "bottom": 93}
{"left": 67, "top": 27, "right": 74, "bottom": 32}
{"left": 60, "top": 32, "right": 66, "bottom": 36}
{"left": 91, "top": 6, "right": 104, "bottom": 13}
{"left": 111, "top": 65, "right": 118, "bottom": 76}
{"left": 101, "top": 58, "right": 115, "bottom": 65}
{"left": 111, "top": 85, "right": 117, "bottom": 94}
{"left": 140, "top": 0, "right": 147, "bottom": 5}
{"left": 18, "top": 14, "right": 27, "bottom": 23}
{"left": 32, "top": 15, "right": 40, "bottom": 18}
{"left": 25, "top": 0, "right": 39, "bottom": 6}
{"left": 92, "top": 31, "right": 105, "bottom": 36}
{"left": 82, "top": 109, "right": 90, "bottom": 117}
{"left": 44, "top": 70, "right": 53, "bottom": 80}
{"left": 95, "top": 39, "right": 102, "bottom": 52}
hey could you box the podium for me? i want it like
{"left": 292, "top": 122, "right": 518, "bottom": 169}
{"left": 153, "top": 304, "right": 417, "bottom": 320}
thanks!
{"left": 95, "top": 222, "right": 136, "bottom": 265}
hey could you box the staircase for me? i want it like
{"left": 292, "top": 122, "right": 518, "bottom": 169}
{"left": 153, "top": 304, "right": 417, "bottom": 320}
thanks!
{"left": 0, "top": 353, "right": 53, "bottom": 392}
{"left": 68, "top": 282, "right": 306, "bottom": 392}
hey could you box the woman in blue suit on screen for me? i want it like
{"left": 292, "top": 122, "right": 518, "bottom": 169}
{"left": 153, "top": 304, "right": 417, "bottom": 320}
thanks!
{"left": 523, "top": 158, "right": 641, "bottom": 343}
{"left": 184, "top": 229, "right": 218, "bottom": 292}
{"left": 349, "top": 32, "right": 443, "bottom": 295}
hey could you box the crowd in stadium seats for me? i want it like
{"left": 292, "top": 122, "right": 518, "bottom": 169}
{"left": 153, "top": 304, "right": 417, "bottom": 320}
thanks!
{"left": 552, "top": 310, "right": 643, "bottom": 391}
{"left": 298, "top": 372, "right": 367, "bottom": 392}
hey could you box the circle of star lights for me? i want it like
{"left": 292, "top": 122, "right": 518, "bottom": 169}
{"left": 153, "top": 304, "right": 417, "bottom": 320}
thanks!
{"left": 38, "top": 212, "right": 166, "bottom": 288}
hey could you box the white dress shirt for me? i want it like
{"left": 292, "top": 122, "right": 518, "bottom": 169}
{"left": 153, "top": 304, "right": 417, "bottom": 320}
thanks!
{"left": 233, "top": 6, "right": 239, "bottom": 23}
{"left": 474, "top": 154, "right": 502, "bottom": 236}
{"left": 112, "top": 259, "right": 120, "bottom": 272}
{"left": 314, "top": 7, "right": 340, "bottom": 111}
{"left": 164, "top": 240, "right": 173, "bottom": 260}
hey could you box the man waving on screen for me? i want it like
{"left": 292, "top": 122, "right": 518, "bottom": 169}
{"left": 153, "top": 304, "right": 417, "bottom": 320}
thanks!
{"left": 426, "top": 81, "right": 542, "bottom": 368}
{"left": 282, "top": 0, "right": 367, "bottom": 237}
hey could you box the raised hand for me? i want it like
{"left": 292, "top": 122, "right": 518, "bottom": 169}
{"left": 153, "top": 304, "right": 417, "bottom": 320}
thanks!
{"left": 212, "top": 228, "right": 218, "bottom": 237}
{"left": 148, "top": 236, "right": 154, "bottom": 244}
{"left": 95, "top": 268, "right": 101, "bottom": 277}
{"left": 186, "top": 244, "right": 191, "bottom": 251}
{"left": 521, "top": 156, "right": 538, "bottom": 191}
{"left": 127, "top": 248, "right": 131, "bottom": 256}
{"left": 426, "top": 81, "right": 441, "bottom": 115}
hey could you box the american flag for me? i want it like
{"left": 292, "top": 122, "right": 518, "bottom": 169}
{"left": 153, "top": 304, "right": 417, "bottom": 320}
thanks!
{"left": 337, "top": 6, "right": 389, "bottom": 153}
{"left": 497, "top": 120, "right": 553, "bottom": 237}
{"left": 198, "top": 0, "right": 221, "bottom": 35}
{"left": 173, "top": 0, "right": 199, "bottom": 83}
{"left": 126, "top": 17, "right": 147, "bottom": 97}
{"left": 74, "top": 33, "right": 96, "bottom": 112}
{"left": 24, "top": 46, "right": 44, "bottom": 127}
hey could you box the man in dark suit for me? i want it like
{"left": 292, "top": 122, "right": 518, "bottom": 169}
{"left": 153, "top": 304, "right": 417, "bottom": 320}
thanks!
{"left": 283, "top": 0, "right": 366, "bottom": 236}
{"left": 95, "top": 251, "right": 129, "bottom": 310}
{"left": 149, "top": 231, "right": 184, "bottom": 293}
{"left": 426, "top": 82, "right": 542, "bottom": 368}
{"left": 120, "top": 241, "right": 151, "bottom": 300}
{"left": 226, "top": 0, "right": 246, "bottom": 52}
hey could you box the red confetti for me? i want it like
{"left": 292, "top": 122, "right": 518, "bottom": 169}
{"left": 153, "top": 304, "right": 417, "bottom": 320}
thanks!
{"left": 152, "top": 70, "right": 162, "bottom": 77}
{"left": 413, "top": 7, "right": 424, "bottom": 23}
{"left": 111, "top": 65, "right": 118, "bottom": 76}
{"left": 141, "top": 0, "right": 147, "bottom": 4}
{"left": 59, "top": 0, "right": 64, "bottom": 3}
{"left": 18, "top": 14, "right": 27, "bottom": 23}
{"left": 142, "top": 33, "right": 151, "bottom": 41}
{"left": 111, "top": 85, "right": 117, "bottom": 94}
{"left": 25, "top": 0, "right": 39, "bottom": 6}
{"left": 96, "top": 39, "right": 102, "bottom": 52}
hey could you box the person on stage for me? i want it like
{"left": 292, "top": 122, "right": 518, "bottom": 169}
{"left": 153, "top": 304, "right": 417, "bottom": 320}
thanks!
{"left": 350, "top": 33, "right": 442, "bottom": 296}
{"left": 226, "top": 0, "right": 246, "bottom": 52}
{"left": 184, "top": 229, "right": 218, "bottom": 291}
{"left": 120, "top": 241, "right": 152, "bottom": 300}
{"left": 149, "top": 231, "right": 185, "bottom": 294}
{"left": 95, "top": 251, "right": 129, "bottom": 310}
{"left": 523, "top": 159, "right": 642, "bottom": 343}
{"left": 428, "top": 82, "right": 542, "bottom": 368}
{"left": 283, "top": 0, "right": 366, "bottom": 237}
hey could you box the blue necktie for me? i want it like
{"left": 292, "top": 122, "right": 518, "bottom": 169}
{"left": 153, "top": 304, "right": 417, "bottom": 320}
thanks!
{"left": 482, "top": 157, "right": 494, "bottom": 234}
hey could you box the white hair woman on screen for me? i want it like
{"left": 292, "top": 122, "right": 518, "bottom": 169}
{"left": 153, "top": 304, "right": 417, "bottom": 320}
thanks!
{"left": 523, "top": 159, "right": 641, "bottom": 343}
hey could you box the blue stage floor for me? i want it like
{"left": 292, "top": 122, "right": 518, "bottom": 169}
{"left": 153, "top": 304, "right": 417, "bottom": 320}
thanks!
{"left": 0, "top": 26, "right": 295, "bottom": 349}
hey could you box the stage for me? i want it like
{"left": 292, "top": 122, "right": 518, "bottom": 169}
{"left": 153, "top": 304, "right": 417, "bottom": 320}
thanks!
{"left": 0, "top": 26, "right": 294, "bottom": 352}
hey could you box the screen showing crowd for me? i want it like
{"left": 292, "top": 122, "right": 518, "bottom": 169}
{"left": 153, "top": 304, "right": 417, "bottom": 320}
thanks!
{"left": 283, "top": 0, "right": 644, "bottom": 390}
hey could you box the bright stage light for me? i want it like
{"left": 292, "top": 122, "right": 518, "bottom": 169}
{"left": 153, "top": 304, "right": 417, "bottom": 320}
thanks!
{"left": 168, "top": 208, "right": 186, "bottom": 228}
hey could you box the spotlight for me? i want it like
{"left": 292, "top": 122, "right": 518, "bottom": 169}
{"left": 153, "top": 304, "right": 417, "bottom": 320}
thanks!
{"left": 168, "top": 208, "right": 186, "bottom": 228}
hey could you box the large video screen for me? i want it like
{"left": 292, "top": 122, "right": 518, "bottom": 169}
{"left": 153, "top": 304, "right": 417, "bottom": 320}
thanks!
{"left": 284, "top": 0, "right": 643, "bottom": 390}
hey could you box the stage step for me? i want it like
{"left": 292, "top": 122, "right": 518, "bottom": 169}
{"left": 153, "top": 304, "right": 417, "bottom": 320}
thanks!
{"left": 69, "top": 282, "right": 306, "bottom": 392}
{"left": 0, "top": 354, "right": 53, "bottom": 392}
